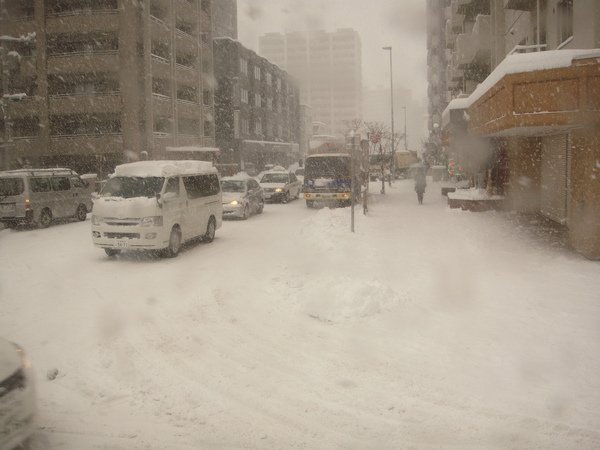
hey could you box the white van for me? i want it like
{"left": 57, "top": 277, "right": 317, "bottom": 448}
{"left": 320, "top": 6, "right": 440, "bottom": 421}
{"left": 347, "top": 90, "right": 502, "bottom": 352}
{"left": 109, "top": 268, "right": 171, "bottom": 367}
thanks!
{"left": 0, "top": 168, "right": 93, "bottom": 228}
{"left": 91, "top": 161, "right": 222, "bottom": 257}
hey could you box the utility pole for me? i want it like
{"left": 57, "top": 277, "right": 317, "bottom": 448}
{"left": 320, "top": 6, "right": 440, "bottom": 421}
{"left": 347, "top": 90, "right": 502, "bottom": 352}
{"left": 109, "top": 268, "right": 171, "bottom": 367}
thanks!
{"left": 383, "top": 46, "right": 395, "bottom": 179}
{"left": 403, "top": 106, "right": 408, "bottom": 151}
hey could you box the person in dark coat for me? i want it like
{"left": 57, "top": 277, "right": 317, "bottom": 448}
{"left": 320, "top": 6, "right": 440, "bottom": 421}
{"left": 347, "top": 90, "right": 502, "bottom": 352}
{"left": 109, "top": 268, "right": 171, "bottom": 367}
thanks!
{"left": 414, "top": 169, "right": 426, "bottom": 204}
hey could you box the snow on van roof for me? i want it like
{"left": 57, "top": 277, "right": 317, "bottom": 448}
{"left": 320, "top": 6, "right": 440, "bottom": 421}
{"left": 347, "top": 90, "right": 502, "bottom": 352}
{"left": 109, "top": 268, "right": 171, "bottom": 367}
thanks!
{"left": 114, "top": 160, "right": 216, "bottom": 177}
{"left": 222, "top": 172, "right": 253, "bottom": 180}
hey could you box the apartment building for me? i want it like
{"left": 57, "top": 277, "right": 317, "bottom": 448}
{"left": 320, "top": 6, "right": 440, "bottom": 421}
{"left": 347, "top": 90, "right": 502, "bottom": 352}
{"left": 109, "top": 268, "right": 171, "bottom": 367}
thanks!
{"left": 212, "top": 0, "right": 237, "bottom": 39}
{"left": 426, "top": 0, "right": 448, "bottom": 154}
{"left": 0, "top": 0, "right": 215, "bottom": 174}
{"left": 258, "top": 29, "right": 362, "bottom": 138}
{"left": 213, "top": 38, "right": 300, "bottom": 172}
{"left": 441, "top": 0, "right": 600, "bottom": 259}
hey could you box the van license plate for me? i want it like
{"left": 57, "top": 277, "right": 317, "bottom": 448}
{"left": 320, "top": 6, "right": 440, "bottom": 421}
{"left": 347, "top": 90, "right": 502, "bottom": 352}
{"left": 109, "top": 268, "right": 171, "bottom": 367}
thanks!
{"left": 116, "top": 241, "right": 128, "bottom": 248}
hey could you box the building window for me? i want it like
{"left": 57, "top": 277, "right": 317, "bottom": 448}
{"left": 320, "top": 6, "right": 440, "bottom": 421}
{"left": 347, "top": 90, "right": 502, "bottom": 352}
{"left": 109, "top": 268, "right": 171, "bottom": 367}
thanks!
{"left": 177, "top": 85, "right": 197, "bottom": 102}
{"left": 254, "top": 66, "right": 261, "bottom": 80}
{"left": 178, "top": 118, "right": 199, "bottom": 135}
{"left": 266, "top": 73, "right": 272, "bottom": 86}
{"left": 558, "top": 0, "right": 573, "bottom": 45}
{"left": 255, "top": 119, "right": 262, "bottom": 135}
{"left": 200, "top": 0, "right": 209, "bottom": 13}
{"left": 152, "top": 78, "right": 170, "bottom": 97}
{"left": 276, "top": 78, "right": 281, "bottom": 91}
{"left": 176, "top": 52, "right": 196, "bottom": 68}
{"left": 153, "top": 117, "right": 171, "bottom": 134}
{"left": 47, "top": 32, "right": 118, "bottom": 55}
{"left": 50, "top": 113, "right": 121, "bottom": 135}
{"left": 254, "top": 93, "right": 261, "bottom": 107}
{"left": 151, "top": 41, "right": 169, "bottom": 60}
{"left": 202, "top": 90, "right": 212, "bottom": 106}
{"left": 240, "top": 88, "right": 248, "bottom": 104}
{"left": 266, "top": 97, "right": 272, "bottom": 110}
{"left": 12, "top": 116, "right": 39, "bottom": 138}
{"left": 241, "top": 118, "right": 249, "bottom": 135}
{"left": 240, "top": 58, "right": 248, "bottom": 75}
{"left": 204, "top": 120, "right": 213, "bottom": 137}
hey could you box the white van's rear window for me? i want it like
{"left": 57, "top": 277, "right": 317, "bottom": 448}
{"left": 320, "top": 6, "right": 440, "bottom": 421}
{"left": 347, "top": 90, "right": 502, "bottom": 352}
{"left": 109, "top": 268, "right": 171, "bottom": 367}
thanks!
{"left": 0, "top": 178, "right": 24, "bottom": 196}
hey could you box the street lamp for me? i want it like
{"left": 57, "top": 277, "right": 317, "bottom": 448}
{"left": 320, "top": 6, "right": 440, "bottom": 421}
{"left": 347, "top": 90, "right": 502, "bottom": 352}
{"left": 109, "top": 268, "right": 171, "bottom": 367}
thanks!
{"left": 402, "top": 106, "right": 407, "bottom": 151}
{"left": 382, "top": 46, "right": 394, "bottom": 178}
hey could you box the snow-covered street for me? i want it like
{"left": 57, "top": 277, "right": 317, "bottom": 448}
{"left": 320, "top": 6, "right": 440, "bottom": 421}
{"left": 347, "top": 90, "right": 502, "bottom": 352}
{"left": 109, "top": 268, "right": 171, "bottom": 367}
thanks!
{"left": 2, "top": 179, "right": 600, "bottom": 449}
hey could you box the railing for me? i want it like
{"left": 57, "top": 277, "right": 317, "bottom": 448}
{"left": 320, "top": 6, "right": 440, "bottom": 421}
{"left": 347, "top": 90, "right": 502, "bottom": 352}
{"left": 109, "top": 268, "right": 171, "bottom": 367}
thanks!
{"left": 175, "top": 29, "right": 196, "bottom": 41}
{"left": 46, "top": 9, "right": 118, "bottom": 18}
{"left": 48, "top": 91, "right": 120, "bottom": 97}
{"left": 150, "top": 15, "right": 169, "bottom": 28}
{"left": 50, "top": 132, "right": 122, "bottom": 139}
{"left": 151, "top": 54, "right": 169, "bottom": 63}
{"left": 48, "top": 50, "right": 118, "bottom": 57}
{"left": 175, "top": 62, "right": 195, "bottom": 71}
{"left": 508, "top": 43, "right": 547, "bottom": 55}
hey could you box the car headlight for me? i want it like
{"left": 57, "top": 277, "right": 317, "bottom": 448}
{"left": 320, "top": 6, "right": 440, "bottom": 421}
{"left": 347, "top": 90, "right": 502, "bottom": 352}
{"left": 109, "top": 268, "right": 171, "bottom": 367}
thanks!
{"left": 229, "top": 200, "right": 239, "bottom": 206}
{"left": 91, "top": 215, "right": 102, "bottom": 225}
{"left": 14, "top": 343, "right": 32, "bottom": 370}
{"left": 275, "top": 188, "right": 283, "bottom": 193}
{"left": 140, "top": 216, "right": 163, "bottom": 227}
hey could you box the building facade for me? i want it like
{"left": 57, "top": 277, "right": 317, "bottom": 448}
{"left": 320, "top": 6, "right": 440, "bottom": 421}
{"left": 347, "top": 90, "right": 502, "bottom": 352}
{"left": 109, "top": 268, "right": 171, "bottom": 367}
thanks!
{"left": 212, "top": 0, "right": 237, "bottom": 39}
{"left": 441, "top": 0, "right": 600, "bottom": 259}
{"left": 0, "top": 0, "right": 216, "bottom": 174}
{"left": 258, "top": 29, "right": 362, "bottom": 138}
{"left": 213, "top": 38, "right": 300, "bottom": 173}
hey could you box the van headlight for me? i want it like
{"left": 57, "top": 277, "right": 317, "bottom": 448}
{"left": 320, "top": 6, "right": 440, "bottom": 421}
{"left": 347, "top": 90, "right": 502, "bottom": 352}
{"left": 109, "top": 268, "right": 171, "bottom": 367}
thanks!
{"left": 275, "top": 188, "right": 283, "bottom": 193}
{"left": 140, "top": 216, "right": 163, "bottom": 227}
{"left": 92, "top": 215, "right": 102, "bottom": 225}
{"left": 229, "top": 200, "right": 239, "bottom": 206}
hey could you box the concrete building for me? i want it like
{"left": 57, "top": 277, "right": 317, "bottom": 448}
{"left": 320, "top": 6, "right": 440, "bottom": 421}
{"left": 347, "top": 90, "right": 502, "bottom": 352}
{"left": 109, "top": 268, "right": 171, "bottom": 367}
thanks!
{"left": 213, "top": 37, "right": 300, "bottom": 174}
{"left": 258, "top": 29, "right": 362, "bottom": 138}
{"left": 426, "top": 0, "right": 449, "bottom": 156}
{"left": 0, "top": 0, "right": 216, "bottom": 174}
{"left": 212, "top": 0, "right": 237, "bottom": 39}
{"left": 441, "top": 0, "right": 600, "bottom": 259}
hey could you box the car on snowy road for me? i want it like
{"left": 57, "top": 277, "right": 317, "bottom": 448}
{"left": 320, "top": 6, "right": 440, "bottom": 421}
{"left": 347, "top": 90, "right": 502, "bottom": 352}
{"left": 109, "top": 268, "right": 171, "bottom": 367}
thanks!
{"left": 221, "top": 175, "right": 264, "bottom": 219}
{"left": 92, "top": 161, "right": 222, "bottom": 258}
{"left": 259, "top": 170, "right": 302, "bottom": 203}
{"left": 0, "top": 338, "right": 36, "bottom": 450}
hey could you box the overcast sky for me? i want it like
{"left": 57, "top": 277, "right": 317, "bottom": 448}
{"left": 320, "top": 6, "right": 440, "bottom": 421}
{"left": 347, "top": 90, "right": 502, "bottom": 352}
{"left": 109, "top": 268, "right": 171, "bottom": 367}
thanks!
{"left": 237, "top": 0, "right": 428, "bottom": 111}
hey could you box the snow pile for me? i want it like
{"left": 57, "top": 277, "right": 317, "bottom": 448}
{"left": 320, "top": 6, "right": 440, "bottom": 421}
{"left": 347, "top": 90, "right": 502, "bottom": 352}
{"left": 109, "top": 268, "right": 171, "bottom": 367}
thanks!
{"left": 296, "top": 276, "right": 403, "bottom": 323}
{"left": 448, "top": 188, "right": 504, "bottom": 200}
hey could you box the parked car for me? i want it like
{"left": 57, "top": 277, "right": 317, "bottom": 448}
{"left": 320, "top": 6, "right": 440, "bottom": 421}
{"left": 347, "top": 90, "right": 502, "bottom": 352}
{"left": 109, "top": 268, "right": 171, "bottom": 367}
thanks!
{"left": 92, "top": 160, "right": 222, "bottom": 258}
{"left": 0, "top": 168, "right": 94, "bottom": 228}
{"left": 0, "top": 338, "right": 36, "bottom": 450}
{"left": 221, "top": 175, "right": 264, "bottom": 219}
{"left": 259, "top": 170, "right": 302, "bottom": 203}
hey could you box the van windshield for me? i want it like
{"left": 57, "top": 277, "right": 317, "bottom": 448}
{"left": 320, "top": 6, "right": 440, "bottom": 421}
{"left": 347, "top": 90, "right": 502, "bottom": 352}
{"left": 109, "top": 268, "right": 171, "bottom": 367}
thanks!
{"left": 100, "top": 176, "right": 165, "bottom": 199}
{"left": 0, "top": 178, "right": 25, "bottom": 197}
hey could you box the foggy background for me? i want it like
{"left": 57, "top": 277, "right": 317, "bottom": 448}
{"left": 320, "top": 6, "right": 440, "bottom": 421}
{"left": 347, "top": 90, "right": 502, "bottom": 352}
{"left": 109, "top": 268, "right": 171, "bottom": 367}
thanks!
{"left": 237, "top": 0, "right": 428, "bottom": 150}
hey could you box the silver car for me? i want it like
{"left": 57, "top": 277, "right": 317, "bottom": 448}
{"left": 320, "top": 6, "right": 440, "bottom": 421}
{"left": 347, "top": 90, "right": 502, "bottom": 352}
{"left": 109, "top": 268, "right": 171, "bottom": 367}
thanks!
{"left": 221, "top": 176, "right": 264, "bottom": 219}
{"left": 0, "top": 338, "right": 36, "bottom": 449}
{"left": 259, "top": 171, "right": 302, "bottom": 203}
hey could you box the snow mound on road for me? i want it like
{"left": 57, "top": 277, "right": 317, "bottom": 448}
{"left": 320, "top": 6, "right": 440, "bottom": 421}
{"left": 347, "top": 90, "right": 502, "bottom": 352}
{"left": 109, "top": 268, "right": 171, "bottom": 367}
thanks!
{"left": 298, "top": 276, "right": 404, "bottom": 322}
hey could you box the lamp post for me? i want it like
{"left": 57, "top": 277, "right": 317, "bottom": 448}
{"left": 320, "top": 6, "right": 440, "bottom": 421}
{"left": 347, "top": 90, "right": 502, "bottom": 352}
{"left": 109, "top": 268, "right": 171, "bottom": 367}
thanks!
{"left": 402, "top": 106, "right": 407, "bottom": 150}
{"left": 382, "top": 46, "right": 394, "bottom": 179}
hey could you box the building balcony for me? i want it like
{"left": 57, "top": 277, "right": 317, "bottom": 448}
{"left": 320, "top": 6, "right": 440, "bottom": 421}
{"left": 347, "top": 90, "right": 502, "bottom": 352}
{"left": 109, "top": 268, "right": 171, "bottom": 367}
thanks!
{"left": 455, "top": 14, "right": 490, "bottom": 68}
{"left": 176, "top": 99, "right": 201, "bottom": 119}
{"left": 49, "top": 133, "right": 123, "bottom": 155}
{"left": 49, "top": 92, "right": 122, "bottom": 115}
{"left": 503, "top": 0, "right": 535, "bottom": 11}
{"left": 5, "top": 97, "right": 44, "bottom": 119}
{"left": 47, "top": 51, "right": 119, "bottom": 74}
{"left": 152, "top": 93, "right": 173, "bottom": 117}
{"left": 175, "top": 64, "right": 198, "bottom": 85}
{"left": 455, "top": 0, "right": 489, "bottom": 19}
{"left": 151, "top": 55, "right": 171, "bottom": 79}
{"left": 175, "top": 0, "right": 197, "bottom": 22}
{"left": 46, "top": 10, "right": 119, "bottom": 34}
{"left": 151, "top": 17, "right": 171, "bottom": 42}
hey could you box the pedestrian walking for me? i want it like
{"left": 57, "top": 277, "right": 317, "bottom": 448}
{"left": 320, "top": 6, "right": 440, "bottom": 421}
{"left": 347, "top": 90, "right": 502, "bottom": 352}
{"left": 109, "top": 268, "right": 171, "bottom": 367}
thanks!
{"left": 414, "top": 168, "right": 426, "bottom": 205}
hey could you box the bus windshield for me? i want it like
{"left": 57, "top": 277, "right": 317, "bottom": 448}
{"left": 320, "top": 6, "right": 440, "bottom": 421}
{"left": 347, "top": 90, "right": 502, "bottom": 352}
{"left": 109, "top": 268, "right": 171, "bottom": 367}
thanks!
{"left": 305, "top": 156, "right": 350, "bottom": 179}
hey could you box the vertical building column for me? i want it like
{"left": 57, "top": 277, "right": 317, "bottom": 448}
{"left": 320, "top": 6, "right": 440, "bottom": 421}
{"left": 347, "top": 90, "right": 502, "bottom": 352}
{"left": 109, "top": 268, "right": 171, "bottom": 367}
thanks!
{"left": 119, "top": 0, "right": 143, "bottom": 160}
{"left": 491, "top": 0, "right": 505, "bottom": 69}
{"left": 142, "top": 0, "right": 153, "bottom": 157}
{"left": 34, "top": 0, "right": 49, "bottom": 166}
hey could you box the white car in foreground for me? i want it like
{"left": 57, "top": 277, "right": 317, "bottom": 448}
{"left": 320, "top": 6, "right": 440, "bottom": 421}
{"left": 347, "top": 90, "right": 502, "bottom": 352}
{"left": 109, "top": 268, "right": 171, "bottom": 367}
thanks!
{"left": 0, "top": 339, "right": 36, "bottom": 449}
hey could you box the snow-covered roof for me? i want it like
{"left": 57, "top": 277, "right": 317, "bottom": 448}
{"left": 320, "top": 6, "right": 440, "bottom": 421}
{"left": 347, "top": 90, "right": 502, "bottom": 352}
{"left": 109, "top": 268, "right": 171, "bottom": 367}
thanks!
{"left": 222, "top": 172, "right": 253, "bottom": 181}
{"left": 165, "top": 146, "right": 220, "bottom": 153}
{"left": 467, "top": 49, "right": 600, "bottom": 107}
{"left": 114, "top": 161, "right": 216, "bottom": 177}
